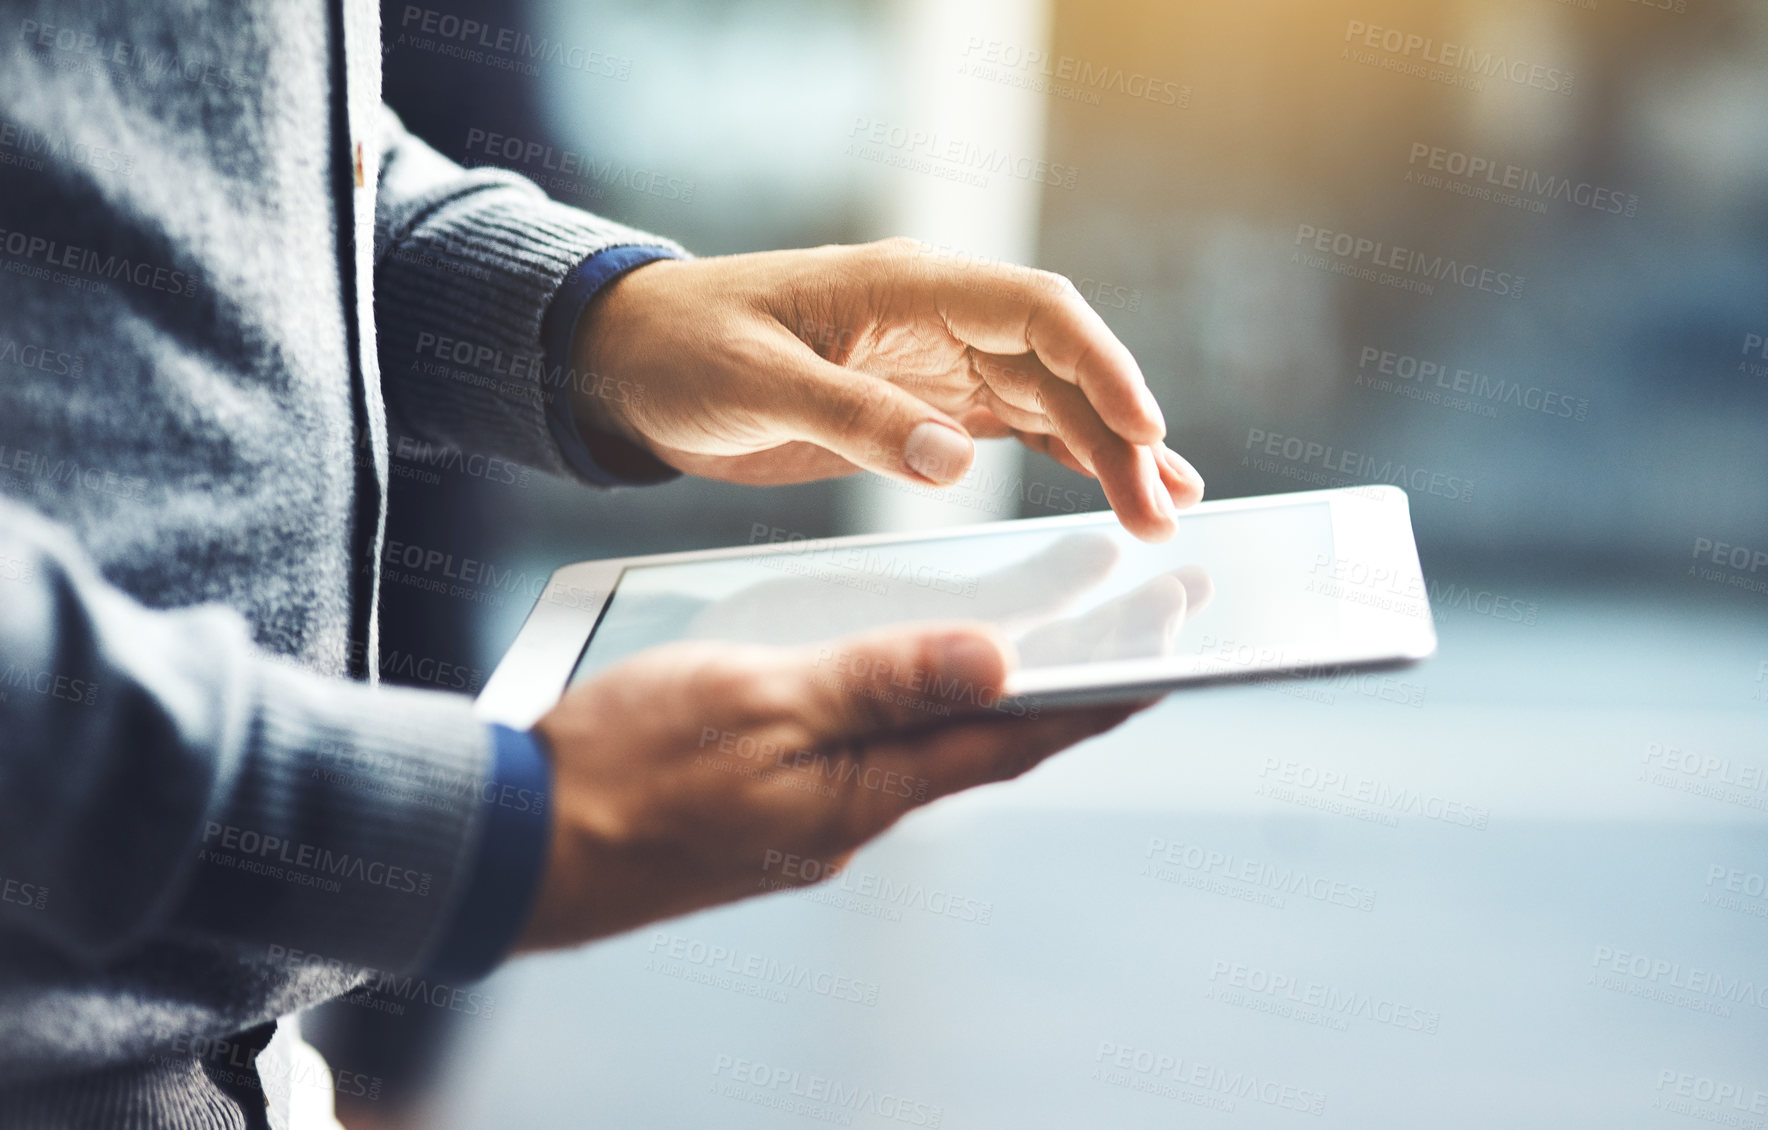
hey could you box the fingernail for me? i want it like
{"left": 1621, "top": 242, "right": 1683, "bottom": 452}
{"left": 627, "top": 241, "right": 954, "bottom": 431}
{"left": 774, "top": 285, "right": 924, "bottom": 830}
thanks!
{"left": 904, "top": 422, "right": 973, "bottom": 485}
{"left": 1138, "top": 387, "right": 1167, "bottom": 434}
{"left": 1152, "top": 477, "right": 1177, "bottom": 522}
{"left": 1164, "top": 446, "right": 1205, "bottom": 493}
{"left": 1144, "top": 451, "right": 1177, "bottom": 521}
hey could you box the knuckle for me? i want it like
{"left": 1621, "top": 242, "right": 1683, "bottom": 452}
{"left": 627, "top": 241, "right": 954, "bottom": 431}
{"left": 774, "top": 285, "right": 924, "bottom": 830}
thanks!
{"left": 828, "top": 672, "right": 898, "bottom": 734}
{"left": 690, "top": 654, "right": 783, "bottom": 722}
{"left": 823, "top": 750, "right": 872, "bottom": 835}
{"left": 834, "top": 679, "right": 893, "bottom": 733}
{"left": 796, "top": 659, "right": 872, "bottom": 733}
{"left": 1033, "top": 269, "right": 1080, "bottom": 304}
{"left": 873, "top": 235, "right": 922, "bottom": 264}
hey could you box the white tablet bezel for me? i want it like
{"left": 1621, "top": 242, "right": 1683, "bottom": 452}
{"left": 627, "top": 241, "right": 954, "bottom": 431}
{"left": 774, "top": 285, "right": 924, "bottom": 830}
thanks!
{"left": 475, "top": 486, "right": 1436, "bottom": 728}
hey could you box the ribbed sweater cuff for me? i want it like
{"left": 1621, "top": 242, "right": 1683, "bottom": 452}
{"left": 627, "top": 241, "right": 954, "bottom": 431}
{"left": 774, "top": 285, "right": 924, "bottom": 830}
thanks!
{"left": 375, "top": 175, "right": 686, "bottom": 483}
{"left": 422, "top": 724, "right": 550, "bottom": 983}
{"left": 172, "top": 662, "right": 493, "bottom": 977}
{"left": 539, "top": 245, "right": 685, "bottom": 487}
{"left": 0, "top": 1052, "right": 245, "bottom": 1130}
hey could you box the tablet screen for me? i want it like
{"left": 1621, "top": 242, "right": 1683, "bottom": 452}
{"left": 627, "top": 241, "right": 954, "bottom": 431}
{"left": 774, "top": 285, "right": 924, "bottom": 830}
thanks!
{"left": 569, "top": 501, "right": 1414, "bottom": 687}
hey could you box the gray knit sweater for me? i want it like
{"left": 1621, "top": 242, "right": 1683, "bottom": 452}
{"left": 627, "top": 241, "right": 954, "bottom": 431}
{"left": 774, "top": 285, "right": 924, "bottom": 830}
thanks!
{"left": 0, "top": 1, "right": 680, "bottom": 1126}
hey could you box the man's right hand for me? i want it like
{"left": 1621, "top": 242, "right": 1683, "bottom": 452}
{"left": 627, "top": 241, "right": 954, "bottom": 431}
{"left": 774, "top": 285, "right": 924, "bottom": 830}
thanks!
{"left": 571, "top": 240, "right": 1204, "bottom": 543}
{"left": 516, "top": 623, "right": 1147, "bottom": 952}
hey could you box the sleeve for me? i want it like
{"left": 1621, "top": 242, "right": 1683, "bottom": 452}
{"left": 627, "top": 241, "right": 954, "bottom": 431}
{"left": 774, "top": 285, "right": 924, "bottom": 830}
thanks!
{"left": 0, "top": 495, "right": 494, "bottom": 975}
{"left": 538, "top": 246, "right": 684, "bottom": 487}
{"left": 421, "top": 724, "right": 552, "bottom": 982}
{"left": 372, "top": 105, "right": 689, "bottom": 483}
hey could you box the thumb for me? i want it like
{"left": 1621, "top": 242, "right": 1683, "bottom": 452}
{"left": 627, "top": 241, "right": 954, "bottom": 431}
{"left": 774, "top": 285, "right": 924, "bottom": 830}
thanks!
{"left": 767, "top": 335, "right": 977, "bottom": 485}
{"left": 794, "top": 622, "right": 1017, "bottom": 740}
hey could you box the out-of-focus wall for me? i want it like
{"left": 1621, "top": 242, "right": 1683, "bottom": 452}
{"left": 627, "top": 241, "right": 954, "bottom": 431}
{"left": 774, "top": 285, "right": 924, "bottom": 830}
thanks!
{"left": 1035, "top": 0, "right": 1768, "bottom": 579}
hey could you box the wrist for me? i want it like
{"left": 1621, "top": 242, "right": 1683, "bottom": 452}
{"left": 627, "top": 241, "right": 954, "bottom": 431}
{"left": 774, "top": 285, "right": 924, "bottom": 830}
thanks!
{"left": 568, "top": 256, "right": 675, "bottom": 452}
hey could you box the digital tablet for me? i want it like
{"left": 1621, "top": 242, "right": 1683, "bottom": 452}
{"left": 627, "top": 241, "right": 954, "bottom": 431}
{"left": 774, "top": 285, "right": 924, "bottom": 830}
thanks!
{"left": 476, "top": 486, "right": 1436, "bottom": 728}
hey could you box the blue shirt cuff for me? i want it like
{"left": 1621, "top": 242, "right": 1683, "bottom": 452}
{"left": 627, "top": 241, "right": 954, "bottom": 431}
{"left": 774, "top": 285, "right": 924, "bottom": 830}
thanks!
{"left": 424, "top": 724, "right": 553, "bottom": 983}
{"left": 540, "top": 245, "right": 684, "bottom": 487}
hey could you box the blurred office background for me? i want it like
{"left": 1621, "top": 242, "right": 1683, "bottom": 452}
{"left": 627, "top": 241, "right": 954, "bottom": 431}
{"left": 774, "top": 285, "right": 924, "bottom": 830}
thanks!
{"left": 318, "top": 0, "right": 1768, "bottom": 1126}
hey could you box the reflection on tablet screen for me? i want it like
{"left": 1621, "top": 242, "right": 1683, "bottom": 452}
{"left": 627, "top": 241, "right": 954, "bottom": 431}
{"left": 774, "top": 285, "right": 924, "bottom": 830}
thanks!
{"left": 572, "top": 503, "right": 1341, "bottom": 685}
